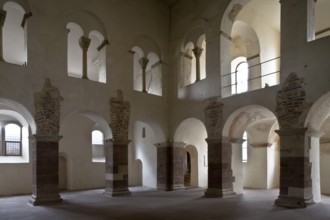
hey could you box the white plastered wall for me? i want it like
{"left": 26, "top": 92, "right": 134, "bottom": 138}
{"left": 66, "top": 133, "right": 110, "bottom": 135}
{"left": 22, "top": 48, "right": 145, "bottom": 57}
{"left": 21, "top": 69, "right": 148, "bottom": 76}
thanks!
{"left": 173, "top": 118, "right": 208, "bottom": 187}
{"left": 131, "top": 121, "right": 157, "bottom": 188}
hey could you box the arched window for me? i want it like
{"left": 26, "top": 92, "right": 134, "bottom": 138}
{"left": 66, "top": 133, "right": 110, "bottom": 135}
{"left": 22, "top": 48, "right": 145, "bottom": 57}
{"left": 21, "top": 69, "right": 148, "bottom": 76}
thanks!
{"left": 197, "top": 34, "right": 206, "bottom": 80}
{"left": 181, "top": 42, "right": 196, "bottom": 86}
{"left": 88, "top": 31, "right": 106, "bottom": 83}
{"left": 231, "top": 57, "right": 249, "bottom": 94}
{"left": 132, "top": 46, "right": 144, "bottom": 92}
{"left": 91, "top": 130, "right": 105, "bottom": 162}
{"left": 242, "top": 131, "right": 248, "bottom": 162}
{"left": 3, "top": 2, "right": 27, "bottom": 65}
{"left": 2, "top": 123, "right": 22, "bottom": 156}
{"left": 67, "top": 22, "right": 83, "bottom": 78}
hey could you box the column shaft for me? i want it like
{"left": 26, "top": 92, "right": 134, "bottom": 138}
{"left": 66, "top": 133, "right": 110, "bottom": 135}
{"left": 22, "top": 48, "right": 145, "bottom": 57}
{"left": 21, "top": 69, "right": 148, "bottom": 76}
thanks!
{"left": 79, "top": 36, "right": 91, "bottom": 80}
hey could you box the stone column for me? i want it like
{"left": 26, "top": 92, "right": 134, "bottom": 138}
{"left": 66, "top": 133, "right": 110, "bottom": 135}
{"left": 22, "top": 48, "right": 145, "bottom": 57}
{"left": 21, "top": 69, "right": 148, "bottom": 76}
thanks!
{"left": 79, "top": 36, "right": 91, "bottom": 80}
{"left": 154, "top": 142, "right": 185, "bottom": 191}
{"left": 105, "top": 90, "right": 131, "bottom": 197}
{"left": 30, "top": 135, "right": 63, "bottom": 205}
{"left": 204, "top": 99, "right": 235, "bottom": 197}
{"left": 104, "top": 139, "right": 131, "bottom": 196}
{"left": 140, "top": 57, "right": 149, "bottom": 93}
{"left": 205, "top": 138, "right": 235, "bottom": 197}
{"left": 0, "top": 9, "right": 7, "bottom": 62}
{"left": 275, "top": 72, "right": 313, "bottom": 208}
{"left": 30, "top": 78, "right": 63, "bottom": 206}
{"left": 275, "top": 128, "right": 313, "bottom": 208}
{"left": 192, "top": 47, "right": 203, "bottom": 82}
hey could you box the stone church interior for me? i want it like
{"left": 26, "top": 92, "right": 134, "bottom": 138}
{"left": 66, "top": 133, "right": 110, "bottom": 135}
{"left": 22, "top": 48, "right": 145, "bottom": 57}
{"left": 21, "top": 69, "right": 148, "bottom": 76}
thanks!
{"left": 1, "top": 0, "right": 330, "bottom": 219}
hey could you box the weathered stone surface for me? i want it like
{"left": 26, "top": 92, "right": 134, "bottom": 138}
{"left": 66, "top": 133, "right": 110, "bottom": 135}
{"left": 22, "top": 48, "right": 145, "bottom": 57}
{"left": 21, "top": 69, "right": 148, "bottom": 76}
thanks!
{"left": 276, "top": 72, "right": 307, "bottom": 129}
{"left": 34, "top": 78, "right": 63, "bottom": 136}
{"left": 109, "top": 90, "right": 130, "bottom": 142}
{"left": 30, "top": 78, "right": 63, "bottom": 206}
{"left": 205, "top": 99, "right": 223, "bottom": 139}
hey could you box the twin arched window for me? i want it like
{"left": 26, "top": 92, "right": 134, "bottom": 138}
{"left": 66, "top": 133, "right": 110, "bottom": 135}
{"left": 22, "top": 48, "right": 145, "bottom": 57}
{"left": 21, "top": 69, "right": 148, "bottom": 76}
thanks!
{"left": 67, "top": 22, "right": 107, "bottom": 83}
{"left": 132, "top": 46, "right": 162, "bottom": 96}
{"left": 181, "top": 34, "right": 206, "bottom": 87}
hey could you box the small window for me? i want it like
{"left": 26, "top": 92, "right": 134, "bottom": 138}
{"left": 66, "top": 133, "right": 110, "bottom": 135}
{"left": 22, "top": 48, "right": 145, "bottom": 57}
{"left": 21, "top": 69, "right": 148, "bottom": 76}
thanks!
{"left": 91, "top": 130, "right": 105, "bottom": 162}
{"left": 3, "top": 123, "right": 22, "bottom": 156}
{"left": 242, "top": 131, "right": 248, "bottom": 163}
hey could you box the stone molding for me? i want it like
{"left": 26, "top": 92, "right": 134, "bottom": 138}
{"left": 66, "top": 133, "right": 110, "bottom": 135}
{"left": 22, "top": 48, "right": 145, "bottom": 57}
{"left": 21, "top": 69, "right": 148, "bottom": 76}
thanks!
{"left": 154, "top": 141, "right": 186, "bottom": 148}
{"left": 32, "top": 134, "right": 63, "bottom": 143}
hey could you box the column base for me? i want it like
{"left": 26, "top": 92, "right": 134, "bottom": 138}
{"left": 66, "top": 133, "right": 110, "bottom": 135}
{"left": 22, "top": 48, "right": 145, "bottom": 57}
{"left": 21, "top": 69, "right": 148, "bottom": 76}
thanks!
{"left": 29, "top": 194, "right": 62, "bottom": 206}
{"left": 104, "top": 189, "right": 131, "bottom": 197}
{"left": 275, "top": 196, "right": 314, "bottom": 208}
{"left": 204, "top": 188, "right": 236, "bottom": 198}
{"left": 157, "top": 184, "right": 185, "bottom": 191}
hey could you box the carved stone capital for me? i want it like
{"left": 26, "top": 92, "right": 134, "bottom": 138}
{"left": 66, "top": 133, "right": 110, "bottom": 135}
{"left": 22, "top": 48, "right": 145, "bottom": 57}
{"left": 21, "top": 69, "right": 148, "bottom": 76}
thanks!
{"left": 79, "top": 36, "right": 91, "bottom": 51}
{"left": 0, "top": 9, "right": 6, "bottom": 27}
{"left": 139, "top": 57, "right": 149, "bottom": 70}
{"left": 192, "top": 47, "right": 203, "bottom": 58}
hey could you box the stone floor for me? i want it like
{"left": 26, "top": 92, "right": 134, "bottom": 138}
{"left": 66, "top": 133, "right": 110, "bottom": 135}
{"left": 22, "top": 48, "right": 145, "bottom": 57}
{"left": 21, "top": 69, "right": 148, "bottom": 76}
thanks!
{"left": 1, "top": 187, "right": 330, "bottom": 220}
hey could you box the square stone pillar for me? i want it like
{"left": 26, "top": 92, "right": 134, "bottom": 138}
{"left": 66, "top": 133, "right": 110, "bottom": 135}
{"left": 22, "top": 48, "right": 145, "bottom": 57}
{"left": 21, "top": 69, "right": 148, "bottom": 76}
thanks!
{"left": 29, "top": 135, "right": 62, "bottom": 206}
{"left": 104, "top": 139, "right": 131, "bottom": 197}
{"left": 204, "top": 138, "right": 235, "bottom": 197}
{"left": 275, "top": 128, "right": 314, "bottom": 208}
{"left": 155, "top": 142, "right": 185, "bottom": 191}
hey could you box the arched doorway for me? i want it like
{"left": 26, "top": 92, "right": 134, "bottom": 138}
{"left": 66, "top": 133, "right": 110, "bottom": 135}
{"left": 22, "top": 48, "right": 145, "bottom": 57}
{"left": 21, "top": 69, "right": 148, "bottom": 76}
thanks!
{"left": 223, "top": 105, "right": 279, "bottom": 194}
{"left": 184, "top": 145, "right": 198, "bottom": 187}
{"left": 174, "top": 118, "right": 208, "bottom": 187}
{"left": 305, "top": 91, "right": 330, "bottom": 202}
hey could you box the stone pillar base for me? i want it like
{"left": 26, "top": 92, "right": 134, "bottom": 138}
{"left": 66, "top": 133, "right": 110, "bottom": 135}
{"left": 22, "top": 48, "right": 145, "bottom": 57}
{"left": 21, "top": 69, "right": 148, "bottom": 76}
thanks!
{"left": 204, "top": 188, "right": 236, "bottom": 198}
{"left": 275, "top": 196, "right": 314, "bottom": 208}
{"left": 157, "top": 184, "right": 185, "bottom": 191}
{"left": 29, "top": 194, "right": 62, "bottom": 206}
{"left": 104, "top": 189, "right": 131, "bottom": 197}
